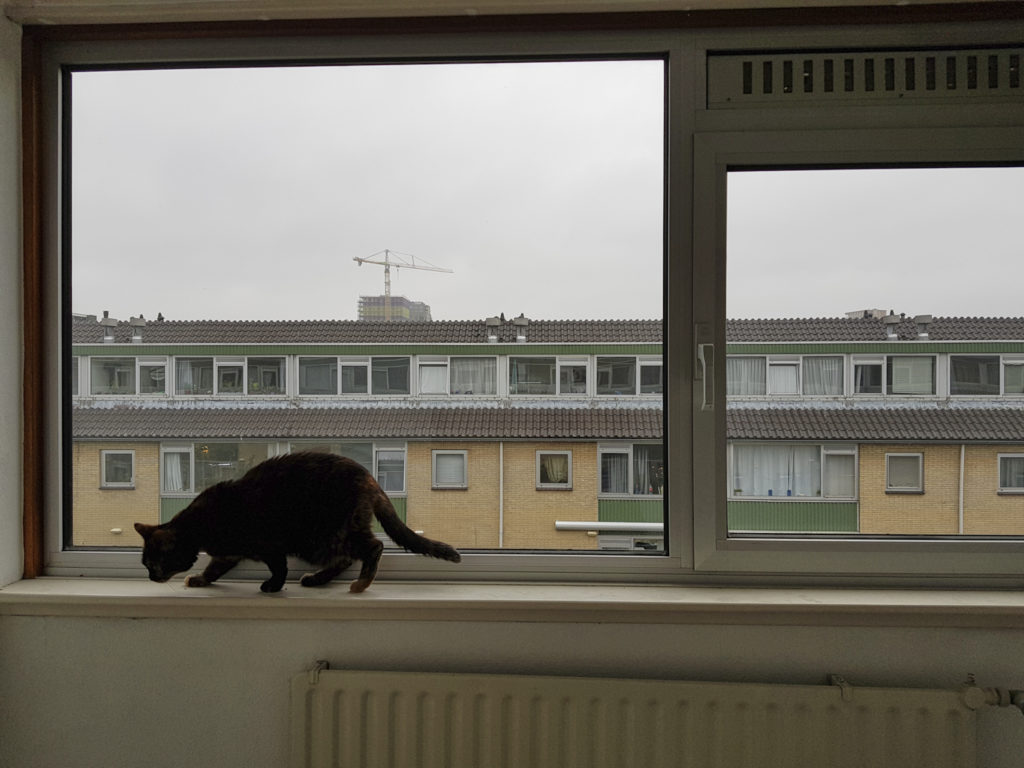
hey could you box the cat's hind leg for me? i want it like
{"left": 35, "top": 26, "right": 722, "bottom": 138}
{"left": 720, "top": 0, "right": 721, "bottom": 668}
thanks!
{"left": 185, "top": 555, "right": 243, "bottom": 587}
{"left": 300, "top": 555, "right": 352, "bottom": 587}
{"left": 349, "top": 534, "right": 384, "bottom": 593}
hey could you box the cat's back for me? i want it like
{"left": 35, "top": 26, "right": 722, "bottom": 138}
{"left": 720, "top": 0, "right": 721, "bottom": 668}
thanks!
{"left": 237, "top": 451, "right": 372, "bottom": 506}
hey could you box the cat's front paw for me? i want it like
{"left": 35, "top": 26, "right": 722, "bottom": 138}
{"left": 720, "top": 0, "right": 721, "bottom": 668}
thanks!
{"left": 184, "top": 574, "right": 210, "bottom": 588}
{"left": 260, "top": 579, "right": 285, "bottom": 593}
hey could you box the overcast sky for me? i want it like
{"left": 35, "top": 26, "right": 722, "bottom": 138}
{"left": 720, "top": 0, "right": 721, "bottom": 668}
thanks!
{"left": 71, "top": 62, "right": 1022, "bottom": 323}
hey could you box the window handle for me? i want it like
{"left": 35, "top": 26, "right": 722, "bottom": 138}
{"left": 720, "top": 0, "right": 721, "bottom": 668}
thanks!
{"left": 695, "top": 323, "right": 715, "bottom": 411}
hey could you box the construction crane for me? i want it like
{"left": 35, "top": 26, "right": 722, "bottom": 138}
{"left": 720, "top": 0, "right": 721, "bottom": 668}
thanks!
{"left": 353, "top": 249, "right": 453, "bottom": 321}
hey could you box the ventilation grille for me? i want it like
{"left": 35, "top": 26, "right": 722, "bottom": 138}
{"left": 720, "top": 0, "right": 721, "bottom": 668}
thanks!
{"left": 708, "top": 48, "right": 1023, "bottom": 107}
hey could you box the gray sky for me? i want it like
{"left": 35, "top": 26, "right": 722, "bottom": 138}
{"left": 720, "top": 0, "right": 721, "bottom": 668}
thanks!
{"left": 72, "top": 62, "right": 1022, "bottom": 323}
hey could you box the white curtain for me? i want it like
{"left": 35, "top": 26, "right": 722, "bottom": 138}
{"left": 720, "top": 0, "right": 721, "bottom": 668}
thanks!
{"left": 601, "top": 453, "right": 628, "bottom": 493}
{"left": 632, "top": 444, "right": 664, "bottom": 495}
{"left": 889, "top": 356, "right": 934, "bottom": 394}
{"left": 162, "top": 452, "right": 186, "bottom": 493}
{"left": 419, "top": 365, "right": 448, "bottom": 394}
{"left": 732, "top": 444, "right": 821, "bottom": 497}
{"left": 768, "top": 363, "right": 799, "bottom": 395}
{"left": 727, "top": 357, "right": 766, "bottom": 395}
{"left": 1000, "top": 457, "right": 1024, "bottom": 489}
{"left": 451, "top": 358, "right": 496, "bottom": 394}
{"left": 802, "top": 357, "right": 843, "bottom": 395}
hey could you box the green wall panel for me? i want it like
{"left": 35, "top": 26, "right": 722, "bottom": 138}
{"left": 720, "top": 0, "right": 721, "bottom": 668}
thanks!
{"left": 598, "top": 498, "right": 663, "bottom": 523}
{"left": 727, "top": 501, "right": 858, "bottom": 533}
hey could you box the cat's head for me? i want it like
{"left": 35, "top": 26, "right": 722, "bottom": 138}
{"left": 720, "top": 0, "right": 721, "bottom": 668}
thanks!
{"left": 134, "top": 522, "right": 199, "bottom": 583}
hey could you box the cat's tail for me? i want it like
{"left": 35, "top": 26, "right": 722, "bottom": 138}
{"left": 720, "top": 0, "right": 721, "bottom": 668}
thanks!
{"left": 373, "top": 491, "right": 462, "bottom": 563}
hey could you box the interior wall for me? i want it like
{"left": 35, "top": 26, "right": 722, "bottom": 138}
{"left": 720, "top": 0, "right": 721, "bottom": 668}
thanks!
{"left": 2, "top": 615, "right": 1024, "bottom": 767}
{"left": 0, "top": 15, "right": 22, "bottom": 589}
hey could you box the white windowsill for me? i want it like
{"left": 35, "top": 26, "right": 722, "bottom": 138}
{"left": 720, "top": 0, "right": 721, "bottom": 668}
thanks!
{"left": 2, "top": 578, "right": 1024, "bottom": 628}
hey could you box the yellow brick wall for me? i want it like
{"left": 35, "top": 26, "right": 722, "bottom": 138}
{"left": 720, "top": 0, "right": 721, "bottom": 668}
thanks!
{"left": 406, "top": 442, "right": 502, "bottom": 548}
{"left": 964, "top": 445, "right": 1024, "bottom": 535}
{"left": 858, "top": 444, "right": 960, "bottom": 534}
{"left": 501, "top": 442, "right": 597, "bottom": 550}
{"left": 72, "top": 441, "right": 161, "bottom": 547}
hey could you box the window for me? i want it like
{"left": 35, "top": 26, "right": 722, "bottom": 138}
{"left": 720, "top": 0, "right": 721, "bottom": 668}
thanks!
{"left": 802, "top": 357, "right": 843, "bottom": 396}
{"left": 509, "top": 358, "right": 555, "bottom": 395}
{"left": 100, "top": 450, "right": 135, "bottom": 489}
{"left": 887, "top": 356, "right": 934, "bottom": 395}
{"left": 450, "top": 357, "right": 497, "bottom": 395}
{"left": 727, "top": 357, "right": 766, "bottom": 396}
{"left": 886, "top": 453, "right": 924, "bottom": 493}
{"left": 90, "top": 358, "right": 135, "bottom": 395}
{"left": 375, "top": 449, "right": 406, "bottom": 493}
{"left": 418, "top": 359, "right": 448, "bottom": 395}
{"left": 340, "top": 360, "right": 369, "bottom": 394}
{"left": 247, "top": 357, "right": 285, "bottom": 395}
{"left": 138, "top": 358, "right": 167, "bottom": 395}
{"left": 1005, "top": 361, "right": 1024, "bottom": 394}
{"left": 730, "top": 444, "right": 858, "bottom": 500}
{"left": 998, "top": 455, "right": 1024, "bottom": 493}
{"left": 599, "top": 443, "right": 665, "bottom": 496}
{"left": 175, "top": 358, "right": 213, "bottom": 395}
{"left": 298, "top": 357, "right": 338, "bottom": 395}
{"left": 371, "top": 358, "right": 410, "bottom": 395}
{"left": 639, "top": 360, "right": 663, "bottom": 395}
{"left": 537, "top": 451, "right": 572, "bottom": 490}
{"left": 161, "top": 447, "right": 193, "bottom": 495}
{"left": 432, "top": 450, "right": 468, "bottom": 489}
{"left": 596, "top": 357, "right": 636, "bottom": 395}
{"left": 559, "top": 361, "right": 588, "bottom": 394}
{"left": 853, "top": 359, "right": 883, "bottom": 394}
{"left": 950, "top": 355, "right": 1000, "bottom": 395}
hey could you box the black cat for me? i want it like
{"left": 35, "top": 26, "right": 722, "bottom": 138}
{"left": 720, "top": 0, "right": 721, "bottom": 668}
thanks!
{"left": 134, "top": 451, "right": 461, "bottom": 592}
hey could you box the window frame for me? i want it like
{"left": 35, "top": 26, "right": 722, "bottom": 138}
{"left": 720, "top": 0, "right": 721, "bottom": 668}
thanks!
{"left": 432, "top": 449, "right": 468, "bottom": 490}
{"left": 997, "top": 453, "right": 1024, "bottom": 494}
{"left": 99, "top": 449, "right": 135, "bottom": 489}
{"left": 886, "top": 452, "right": 924, "bottom": 494}
{"left": 536, "top": 450, "right": 573, "bottom": 491}
{"left": 30, "top": 17, "right": 1024, "bottom": 586}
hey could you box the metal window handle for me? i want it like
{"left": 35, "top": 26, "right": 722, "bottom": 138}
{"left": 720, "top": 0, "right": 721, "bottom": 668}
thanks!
{"left": 697, "top": 342, "right": 715, "bottom": 412}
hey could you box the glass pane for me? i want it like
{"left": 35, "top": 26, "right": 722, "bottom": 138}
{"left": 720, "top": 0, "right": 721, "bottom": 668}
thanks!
{"left": 632, "top": 444, "right": 665, "bottom": 495}
{"left": 596, "top": 357, "right": 636, "bottom": 395}
{"left": 299, "top": 357, "right": 337, "bottom": 395}
{"left": 768, "top": 364, "right": 799, "bottom": 395}
{"left": 434, "top": 453, "right": 466, "bottom": 486}
{"left": 69, "top": 60, "right": 664, "bottom": 551}
{"left": 90, "top": 358, "right": 135, "bottom": 394}
{"left": 103, "top": 453, "right": 133, "bottom": 485}
{"left": 139, "top": 364, "right": 166, "bottom": 394}
{"left": 728, "top": 167, "right": 1024, "bottom": 537}
{"left": 601, "top": 452, "right": 629, "bottom": 493}
{"left": 538, "top": 453, "right": 570, "bottom": 486}
{"left": 1000, "top": 457, "right": 1024, "bottom": 490}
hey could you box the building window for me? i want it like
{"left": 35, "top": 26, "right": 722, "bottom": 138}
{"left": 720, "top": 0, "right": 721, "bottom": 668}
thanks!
{"left": 432, "top": 450, "right": 468, "bottom": 489}
{"left": 160, "top": 447, "right": 194, "bottom": 495}
{"left": 509, "top": 357, "right": 555, "bottom": 395}
{"left": 537, "top": 451, "right": 572, "bottom": 489}
{"left": 371, "top": 357, "right": 410, "bottom": 395}
{"left": 887, "top": 356, "right": 935, "bottom": 395}
{"left": 418, "top": 360, "right": 449, "bottom": 395}
{"left": 298, "top": 357, "right": 338, "bottom": 395}
{"left": 450, "top": 357, "right": 497, "bottom": 395}
{"left": 70, "top": 356, "right": 79, "bottom": 396}
{"left": 998, "top": 455, "right": 1024, "bottom": 493}
{"left": 886, "top": 453, "right": 924, "bottom": 493}
{"left": 137, "top": 358, "right": 167, "bottom": 395}
{"left": 100, "top": 450, "right": 135, "bottom": 489}
{"left": 340, "top": 359, "right": 370, "bottom": 394}
{"left": 802, "top": 356, "right": 844, "bottom": 396}
{"left": 174, "top": 358, "right": 214, "bottom": 395}
{"left": 216, "top": 359, "right": 244, "bottom": 394}
{"left": 730, "top": 444, "right": 856, "bottom": 499}
{"left": 559, "top": 360, "right": 588, "bottom": 394}
{"left": 596, "top": 357, "right": 636, "bottom": 395}
{"left": 1005, "top": 362, "right": 1024, "bottom": 394}
{"left": 639, "top": 360, "right": 663, "bottom": 394}
{"left": 90, "top": 357, "right": 135, "bottom": 395}
{"left": 375, "top": 449, "right": 406, "bottom": 493}
{"left": 853, "top": 359, "right": 883, "bottom": 394}
{"left": 247, "top": 357, "right": 286, "bottom": 395}
{"left": 727, "top": 357, "right": 767, "bottom": 396}
{"left": 950, "top": 355, "right": 1001, "bottom": 395}
{"left": 599, "top": 443, "right": 664, "bottom": 496}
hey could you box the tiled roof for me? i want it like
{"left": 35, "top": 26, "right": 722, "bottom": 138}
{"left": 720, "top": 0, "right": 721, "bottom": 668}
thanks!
{"left": 727, "top": 407, "right": 1024, "bottom": 442}
{"left": 727, "top": 316, "right": 1024, "bottom": 343}
{"left": 71, "top": 405, "right": 664, "bottom": 441}
{"left": 73, "top": 313, "right": 1024, "bottom": 345}
{"left": 71, "top": 315, "right": 662, "bottom": 345}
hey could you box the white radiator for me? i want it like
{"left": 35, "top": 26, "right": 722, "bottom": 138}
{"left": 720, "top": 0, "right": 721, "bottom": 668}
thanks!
{"left": 291, "top": 666, "right": 987, "bottom": 768}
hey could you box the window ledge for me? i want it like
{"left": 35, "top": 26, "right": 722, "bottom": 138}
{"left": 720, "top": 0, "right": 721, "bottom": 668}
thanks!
{"left": 2, "top": 578, "right": 1024, "bottom": 628}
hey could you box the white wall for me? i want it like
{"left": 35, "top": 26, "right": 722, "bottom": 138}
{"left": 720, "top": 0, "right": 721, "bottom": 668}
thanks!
{"left": 2, "top": 615, "right": 1024, "bottom": 767}
{"left": 0, "top": 15, "right": 22, "bottom": 589}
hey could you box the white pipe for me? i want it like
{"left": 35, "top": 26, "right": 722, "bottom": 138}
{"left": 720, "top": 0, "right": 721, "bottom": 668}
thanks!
{"left": 555, "top": 521, "right": 663, "bottom": 532}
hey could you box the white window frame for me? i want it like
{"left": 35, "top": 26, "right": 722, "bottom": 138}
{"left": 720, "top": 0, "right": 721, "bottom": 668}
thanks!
{"left": 339, "top": 357, "right": 370, "bottom": 395}
{"left": 159, "top": 445, "right": 195, "bottom": 496}
{"left": 997, "top": 454, "right": 1024, "bottom": 494}
{"left": 297, "top": 355, "right": 340, "bottom": 396}
{"left": 417, "top": 356, "right": 450, "bottom": 396}
{"left": 371, "top": 356, "right": 411, "bottom": 396}
{"left": 638, "top": 357, "right": 663, "bottom": 395}
{"left": 41, "top": 19, "right": 1024, "bottom": 586}
{"left": 374, "top": 446, "right": 407, "bottom": 495}
{"left": 886, "top": 453, "right": 924, "bottom": 494}
{"left": 89, "top": 356, "right": 136, "bottom": 396}
{"left": 536, "top": 450, "right": 573, "bottom": 490}
{"left": 595, "top": 355, "right": 637, "bottom": 396}
{"left": 99, "top": 449, "right": 135, "bottom": 489}
{"left": 432, "top": 450, "right": 468, "bottom": 490}
{"left": 449, "top": 356, "right": 498, "bottom": 396}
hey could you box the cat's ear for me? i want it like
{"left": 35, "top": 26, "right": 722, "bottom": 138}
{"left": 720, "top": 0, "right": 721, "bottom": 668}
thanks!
{"left": 134, "top": 522, "right": 155, "bottom": 539}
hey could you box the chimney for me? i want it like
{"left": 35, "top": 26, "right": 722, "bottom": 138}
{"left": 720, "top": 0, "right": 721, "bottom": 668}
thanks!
{"left": 883, "top": 312, "right": 901, "bottom": 341}
{"left": 99, "top": 310, "right": 118, "bottom": 343}
{"left": 914, "top": 314, "right": 933, "bottom": 340}
{"left": 512, "top": 314, "right": 529, "bottom": 343}
{"left": 129, "top": 315, "right": 146, "bottom": 344}
{"left": 485, "top": 316, "right": 500, "bottom": 344}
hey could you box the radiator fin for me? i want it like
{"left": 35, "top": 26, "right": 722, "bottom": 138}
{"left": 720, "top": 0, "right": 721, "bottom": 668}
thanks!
{"left": 290, "top": 670, "right": 977, "bottom": 768}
